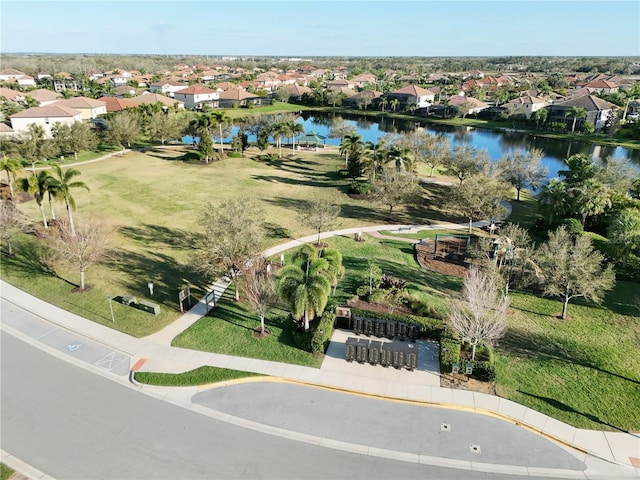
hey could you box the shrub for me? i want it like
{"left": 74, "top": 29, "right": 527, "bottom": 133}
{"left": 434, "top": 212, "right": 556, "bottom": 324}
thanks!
{"left": 469, "top": 361, "right": 496, "bottom": 382}
{"left": 227, "top": 151, "right": 242, "bottom": 158}
{"left": 349, "top": 181, "right": 371, "bottom": 195}
{"left": 348, "top": 307, "right": 445, "bottom": 339}
{"left": 311, "top": 311, "right": 335, "bottom": 354}
{"left": 439, "top": 327, "right": 461, "bottom": 373}
{"left": 562, "top": 218, "right": 584, "bottom": 235}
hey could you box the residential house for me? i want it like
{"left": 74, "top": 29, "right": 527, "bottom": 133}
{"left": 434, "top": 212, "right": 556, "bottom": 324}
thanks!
{"left": 0, "top": 69, "right": 28, "bottom": 82}
{"left": 16, "top": 76, "right": 36, "bottom": 87}
{"left": 385, "top": 85, "right": 436, "bottom": 110}
{"left": 351, "top": 73, "right": 376, "bottom": 89}
{"left": 10, "top": 105, "right": 82, "bottom": 137}
{"left": 149, "top": 80, "right": 188, "bottom": 97}
{"left": 583, "top": 79, "right": 619, "bottom": 94}
{"left": 0, "top": 122, "right": 15, "bottom": 137}
{"left": 113, "top": 85, "right": 137, "bottom": 97}
{"left": 343, "top": 90, "right": 382, "bottom": 110}
{"left": 546, "top": 95, "right": 618, "bottom": 131}
{"left": 505, "top": 95, "right": 547, "bottom": 119}
{"left": 98, "top": 97, "right": 136, "bottom": 112}
{"left": 25, "top": 89, "right": 62, "bottom": 106}
{"left": 0, "top": 87, "right": 25, "bottom": 103}
{"left": 218, "top": 88, "right": 270, "bottom": 108}
{"left": 326, "top": 79, "right": 355, "bottom": 91}
{"left": 173, "top": 85, "right": 219, "bottom": 109}
{"left": 128, "top": 93, "right": 185, "bottom": 110}
{"left": 449, "top": 95, "right": 490, "bottom": 116}
{"left": 284, "top": 83, "right": 312, "bottom": 100}
{"left": 50, "top": 76, "right": 81, "bottom": 92}
{"left": 52, "top": 97, "right": 107, "bottom": 120}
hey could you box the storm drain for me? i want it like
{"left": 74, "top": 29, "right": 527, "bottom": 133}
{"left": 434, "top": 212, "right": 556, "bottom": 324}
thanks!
{"left": 440, "top": 423, "right": 451, "bottom": 432}
{"left": 469, "top": 444, "right": 481, "bottom": 454}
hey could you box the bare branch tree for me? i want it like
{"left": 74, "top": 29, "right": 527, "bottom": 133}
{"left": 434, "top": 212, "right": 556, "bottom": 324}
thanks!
{"left": 449, "top": 266, "right": 509, "bottom": 360}
{"left": 0, "top": 200, "right": 26, "bottom": 256}
{"left": 297, "top": 197, "right": 341, "bottom": 247}
{"left": 43, "top": 218, "right": 114, "bottom": 290}
{"left": 242, "top": 257, "right": 277, "bottom": 335}
{"left": 196, "top": 198, "right": 265, "bottom": 301}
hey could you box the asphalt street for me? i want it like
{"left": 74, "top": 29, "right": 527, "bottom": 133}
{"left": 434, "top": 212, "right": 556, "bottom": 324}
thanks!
{"left": 1, "top": 332, "right": 567, "bottom": 480}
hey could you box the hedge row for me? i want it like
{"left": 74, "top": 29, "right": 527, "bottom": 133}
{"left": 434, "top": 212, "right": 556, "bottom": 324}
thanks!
{"left": 311, "top": 311, "right": 336, "bottom": 354}
{"left": 348, "top": 307, "right": 445, "bottom": 339}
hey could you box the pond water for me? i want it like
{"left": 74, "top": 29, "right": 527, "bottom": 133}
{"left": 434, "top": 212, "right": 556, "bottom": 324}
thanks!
{"left": 182, "top": 112, "right": 640, "bottom": 181}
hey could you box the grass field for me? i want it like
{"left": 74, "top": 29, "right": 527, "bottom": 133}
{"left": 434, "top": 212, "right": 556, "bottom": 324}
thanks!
{"left": 135, "top": 366, "right": 262, "bottom": 386}
{"left": 0, "top": 464, "right": 14, "bottom": 480}
{"left": 4, "top": 145, "right": 439, "bottom": 336}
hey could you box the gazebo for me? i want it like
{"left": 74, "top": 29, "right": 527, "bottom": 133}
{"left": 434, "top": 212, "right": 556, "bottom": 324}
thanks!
{"left": 298, "top": 131, "right": 326, "bottom": 150}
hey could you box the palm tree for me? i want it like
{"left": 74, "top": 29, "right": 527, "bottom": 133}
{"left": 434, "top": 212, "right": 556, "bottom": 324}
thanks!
{"left": 380, "top": 97, "right": 388, "bottom": 113}
{"left": 269, "top": 121, "right": 287, "bottom": 158}
{"left": 385, "top": 145, "right": 414, "bottom": 172}
{"left": 210, "top": 110, "right": 231, "bottom": 155}
{"left": 320, "top": 248, "right": 344, "bottom": 295}
{"left": 277, "top": 251, "right": 331, "bottom": 332}
{"left": 564, "top": 106, "right": 588, "bottom": 134}
{"left": 288, "top": 121, "right": 304, "bottom": 152}
{"left": 532, "top": 108, "right": 548, "bottom": 130}
{"left": 0, "top": 156, "right": 23, "bottom": 198}
{"left": 360, "top": 140, "right": 386, "bottom": 184}
{"left": 49, "top": 164, "right": 89, "bottom": 236}
{"left": 339, "top": 133, "right": 364, "bottom": 167}
{"left": 390, "top": 98, "right": 400, "bottom": 113}
{"left": 191, "top": 113, "right": 216, "bottom": 163}
{"left": 20, "top": 170, "right": 52, "bottom": 228}
{"left": 537, "top": 178, "right": 569, "bottom": 226}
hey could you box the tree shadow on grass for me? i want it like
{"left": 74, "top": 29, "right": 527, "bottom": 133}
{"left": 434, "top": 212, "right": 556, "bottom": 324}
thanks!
{"left": 502, "top": 327, "right": 640, "bottom": 387}
{"left": 1, "top": 239, "right": 78, "bottom": 288}
{"left": 518, "top": 390, "right": 633, "bottom": 434}
{"left": 251, "top": 174, "right": 340, "bottom": 189}
{"left": 104, "top": 248, "right": 205, "bottom": 310}
{"left": 264, "top": 222, "right": 292, "bottom": 240}
{"left": 118, "top": 224, "right": 201, "bottom": 250}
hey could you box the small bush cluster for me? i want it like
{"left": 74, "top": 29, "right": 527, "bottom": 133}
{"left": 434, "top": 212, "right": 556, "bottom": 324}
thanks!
{"left": 349, "top": 180, "right": 371, "bottom": 195}
{"left": 311, "top": 311, "right": 335, "bottom": 354}
{"left": 439, "top": 327, "right": 461, "bottom": 373}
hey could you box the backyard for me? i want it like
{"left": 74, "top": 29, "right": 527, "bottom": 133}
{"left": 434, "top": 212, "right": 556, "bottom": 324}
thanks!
{"left": 1, "top": 145, "right": 639, "bottom": 432}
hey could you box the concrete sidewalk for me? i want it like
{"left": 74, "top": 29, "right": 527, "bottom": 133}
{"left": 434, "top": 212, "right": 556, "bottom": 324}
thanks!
{"left": 2, "top": 279, "right": 639, "bottom": 479}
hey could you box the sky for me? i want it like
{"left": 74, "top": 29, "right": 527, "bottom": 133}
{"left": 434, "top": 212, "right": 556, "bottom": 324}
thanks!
{"left": 2, "top": 0, "right": 639, "bottom": 57}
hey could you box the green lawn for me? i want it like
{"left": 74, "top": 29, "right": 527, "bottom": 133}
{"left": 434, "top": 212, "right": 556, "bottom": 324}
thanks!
{"left": 0, "top": 464, "right": 14, "bottom": 480}
{"left": 172, "top": 290, "right": 323, "bottom": 368}
{"left": 495, "top": 282, "right": 640, "bottom": 432}
{"left": 135, "top": 366, "right": 262, "bottom": 386}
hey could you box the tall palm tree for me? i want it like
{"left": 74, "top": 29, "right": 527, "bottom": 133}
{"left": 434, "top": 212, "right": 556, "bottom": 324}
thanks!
{"left": 20, "top": 170, "right": 52, "bottom": 228}
{"left": 190, "top": 113, "right": 216, "bottom": 162}
{"left": 210, "top": 110, "right": 231, "bottom": 155}
{"left": 360, "top": 140, "right": 386, "bottom": 184}
{"left": 385, "top": 145, "right": 414, "bottom": 172}
{"left": 390, "top": 98, "right": 400, "bottom": 112}
{"left": 564, "top": 106, "right": 588, "bottom": 134}
{"left": 49, "top": 164, "right": 89, "bottom": 236}
{"left": 288, "top": 120, "right": 305, "bottom": 152}
{"left": 380, "top": 97, "right": 388, "bottom": 113}
{"left": 277, "top": 252, "right": 331, "bottom": 332}
{"left": 269, "top": 121, "right": 287, "bottom": 158}
{"left": 339, "top": 133, "right": 364, "bottom": 167}
{"left": 0, "top": 156, "right": 23, "bottom": 198}
{"left": 538, "top": 178, "right": 569, "bottom": 226}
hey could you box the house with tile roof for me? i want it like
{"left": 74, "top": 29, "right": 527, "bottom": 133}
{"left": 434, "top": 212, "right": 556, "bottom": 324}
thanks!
{"left": 173, "top": 85, "right": 219, "bottom": 109}
{"left": 218, "top": 88, "right": 270, "bottom": 108}
{"left": 51, "top": 97, "right": 107, "bottom": 120}
{"left": 326, "top": 79, "right": 355, "bottom": 91}
{"left": 0, "top": 123, "right": 16, "bottom": 137}
{"left": 98, "top": 97, "right": 136, "bottom": 112}
{"left": 0, "top": 69, "right": 29, "bottom": 82}
{"left": 343, "top": 90, "right": 382, "bottom": 110}
{"left": 449, "top": 95, "right": 490, "bottom": 116}
{"left": 350, "top": 73, "right": 377, "bottom": 89}
{"left": 149, "top": 80, "right": 188, "bottom": 97}
{"left": 546, "top": 95, "right": 618, "bottom": 131}
{"left": 113, "top": 85, "right": 138, "bottom": 97}
{"left": 0, "top": 87, "right": 25, "bottom": 103}
{"left": 128, "top": 93, "right": 185, "bottom": 110}
{"left": 10, "top": 105, "right": 82, "bottom": 137}
{"left": 583, "top": 79, "right": 619, "bottom": 94}
{"left": 505, "top": 95, "right": 547, "bottom": 119}
{"left": 25, "top": 89, "right": 62, "bottom": 107}
{"left": 284, "top": 83, "right": 312, "bottom": 100}
{"left": 385, "top": 85, "right": 436, "bottom": 110}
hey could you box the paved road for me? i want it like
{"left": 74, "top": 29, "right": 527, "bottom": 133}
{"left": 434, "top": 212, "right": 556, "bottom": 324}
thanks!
{"left": 2, "top": 332, "right": 568, "bottom": 480}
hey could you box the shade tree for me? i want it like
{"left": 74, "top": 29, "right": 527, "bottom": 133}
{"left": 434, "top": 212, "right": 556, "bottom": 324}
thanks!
{"left": 497, "top": 148, "right": 548, "bottom": 201}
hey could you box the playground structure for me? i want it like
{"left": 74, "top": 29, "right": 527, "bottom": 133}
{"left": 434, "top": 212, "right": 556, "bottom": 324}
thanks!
{"left": 417, "top": 234, "right": 471, "bottom": 264}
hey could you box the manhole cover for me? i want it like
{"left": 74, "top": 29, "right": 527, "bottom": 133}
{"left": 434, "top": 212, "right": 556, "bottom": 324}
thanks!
{"left": 469, "top": 444, "right": 481, "bottom": 454}
{"left": 440, "top": 423, "right": 451, "bottom": 432}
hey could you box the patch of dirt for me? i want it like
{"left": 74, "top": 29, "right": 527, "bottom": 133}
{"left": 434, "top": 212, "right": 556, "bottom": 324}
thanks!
{"left": 418, "top": 256, "right": 468, "bottom": 278}
{"left": 252, "top": 327, "right": 272, "bottom": 339}
{"left": 440, "top": 373, "right": 496, "bottom": 395}
{"left": 347, "top": 193, "right": 369, "bottom": 201}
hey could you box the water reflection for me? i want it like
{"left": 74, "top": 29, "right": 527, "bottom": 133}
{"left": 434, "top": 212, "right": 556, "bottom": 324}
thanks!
{"left": 186, "top": 112, "right": 639, "bottom": 182}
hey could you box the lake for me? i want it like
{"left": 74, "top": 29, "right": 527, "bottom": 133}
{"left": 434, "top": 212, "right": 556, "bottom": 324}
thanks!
{"left": 183, "top": 112, "right": 640, "bottom": 181}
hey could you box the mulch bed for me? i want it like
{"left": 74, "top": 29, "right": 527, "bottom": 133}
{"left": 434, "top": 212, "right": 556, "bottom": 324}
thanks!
{"left": 253, "top": 327, "right": 271, "bottom": 339}
{"left": 346, "top": 298, "right": 414, "bottom": 316}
